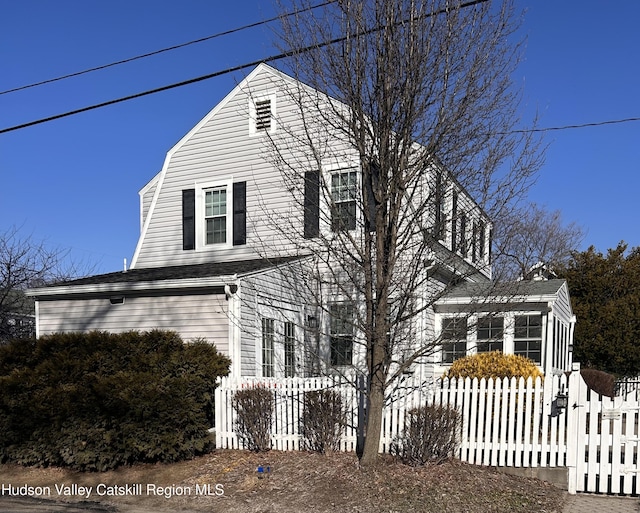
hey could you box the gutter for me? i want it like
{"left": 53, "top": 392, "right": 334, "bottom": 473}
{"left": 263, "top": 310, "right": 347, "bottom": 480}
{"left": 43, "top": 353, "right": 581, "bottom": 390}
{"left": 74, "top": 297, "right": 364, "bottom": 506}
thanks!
{"left": 26, "top": 275, "right": 238, "bottom": 299}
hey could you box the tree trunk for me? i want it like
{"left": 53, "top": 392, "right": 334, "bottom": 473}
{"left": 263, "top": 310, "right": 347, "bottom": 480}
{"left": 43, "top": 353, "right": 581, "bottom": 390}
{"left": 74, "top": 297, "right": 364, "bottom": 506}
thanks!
{"left": 359, "top": 372, "right": 385, "bottom": 465}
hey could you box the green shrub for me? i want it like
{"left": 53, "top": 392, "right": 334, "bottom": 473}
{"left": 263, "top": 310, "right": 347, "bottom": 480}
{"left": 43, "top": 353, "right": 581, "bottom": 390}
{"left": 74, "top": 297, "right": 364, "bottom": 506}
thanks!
{"left": 443, "top": 351, "right": 543, "bottom": 381}
{"left": 233, "top": 387, "right": 274, "bottom": 452}
{"left": 0, "top": 330, "right": 230, "bottom": 470}
{"left": 391, "top": 404, "right": 461, "bottom": 465}
{"left": 301, "top": 389, "right": 346, "bottom": 453}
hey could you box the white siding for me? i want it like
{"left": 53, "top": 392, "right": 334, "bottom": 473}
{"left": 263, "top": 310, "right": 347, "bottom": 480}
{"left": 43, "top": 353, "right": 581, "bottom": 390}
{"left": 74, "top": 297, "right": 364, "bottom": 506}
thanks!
{"left": 239, "top": 262, "right": 313, "bottom": 377}
{"left": 552, "top": 282, "right": 574, "bottom": 322}
{"left": 132, "top": 65, "right": 315, "bottom": 269}
{"left": 36, "top": 293, "right": 230, "bottom": 354}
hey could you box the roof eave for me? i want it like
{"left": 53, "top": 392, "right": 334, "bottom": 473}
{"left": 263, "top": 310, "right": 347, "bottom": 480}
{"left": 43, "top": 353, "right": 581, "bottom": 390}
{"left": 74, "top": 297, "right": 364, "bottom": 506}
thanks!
{"left": 27, "top": 275, "right": 238, "bottom": 298}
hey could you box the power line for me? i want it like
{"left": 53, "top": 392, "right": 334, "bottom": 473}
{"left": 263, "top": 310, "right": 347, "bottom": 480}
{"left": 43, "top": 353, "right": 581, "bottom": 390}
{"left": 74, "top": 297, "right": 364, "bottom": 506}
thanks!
{"left": 0, "top": 0, "right": 489, "bottom": 135}
{"left": 0, "top": 1, "right": 335, "bottom": 97}
{"left": 506, "top": 117, "right": 640, "bottom": 134}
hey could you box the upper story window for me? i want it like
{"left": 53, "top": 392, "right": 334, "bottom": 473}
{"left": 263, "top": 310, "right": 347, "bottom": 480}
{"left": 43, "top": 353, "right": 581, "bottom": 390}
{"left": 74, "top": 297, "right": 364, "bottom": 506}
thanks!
{"left": 477, "top": 316, "right": 504, "bottom": 353}
{"left": 450, "top": 191, "right": 458, "bottom": 253}
{"left": 182, "top": 180, "right": 246, "bottom": 251}
{"left": 514, "top": 314, "right": 542, "bottom": 364}
{"left": 441, "top": 317, "right": 467, "bottom": 364}
{"left": 459, "top": 212, "right": 467, "bottom": 257}
{"left": 204, "top": 186, "right": 227, "bottom": 245}
{"left": 433, "top": 171, "right": 446, "bottom": 240}
{"left": 331, "top": 169, "right": 357, "bottom": 232}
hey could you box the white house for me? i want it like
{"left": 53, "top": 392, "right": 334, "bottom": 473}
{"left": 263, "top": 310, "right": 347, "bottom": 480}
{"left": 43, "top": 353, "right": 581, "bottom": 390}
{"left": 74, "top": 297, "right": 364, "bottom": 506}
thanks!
{"left": 27, "top": 63, "right": 573, "bottom": 378}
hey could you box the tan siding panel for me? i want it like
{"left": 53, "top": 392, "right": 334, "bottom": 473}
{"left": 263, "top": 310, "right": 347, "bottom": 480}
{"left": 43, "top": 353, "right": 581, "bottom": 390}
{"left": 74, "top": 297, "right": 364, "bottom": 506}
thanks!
{"left": 37, "top": 294, "right": 230, "bottom": 355}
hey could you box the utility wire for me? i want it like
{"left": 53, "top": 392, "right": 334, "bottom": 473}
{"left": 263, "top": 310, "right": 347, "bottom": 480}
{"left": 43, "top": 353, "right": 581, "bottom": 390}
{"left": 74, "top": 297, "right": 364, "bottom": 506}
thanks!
{"left": 506, "top": 117, "right": 640, "bottom": 134}
{"left": 0, "top": 1, "right": 335, "bottom": 96}
{"left": 0, "top": 0, "right": 489, "bottom": 135}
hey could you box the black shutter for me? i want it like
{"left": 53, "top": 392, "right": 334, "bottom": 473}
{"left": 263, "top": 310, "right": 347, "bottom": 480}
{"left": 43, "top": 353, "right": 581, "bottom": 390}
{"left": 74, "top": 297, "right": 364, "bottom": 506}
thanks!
{"left": 182, "top": 189, "right": 195, "bottom": 250}
{"left": 304, "top": 170, "right": 320, "bottom": 239}
{"left": 364, "top": 161, "right": 378, "bottom": 232}
{"left": 451, "top": 191, "right": 458, "bottom": 253}
{"left": 233, "top": 181, "right": 247, "bottom": 246}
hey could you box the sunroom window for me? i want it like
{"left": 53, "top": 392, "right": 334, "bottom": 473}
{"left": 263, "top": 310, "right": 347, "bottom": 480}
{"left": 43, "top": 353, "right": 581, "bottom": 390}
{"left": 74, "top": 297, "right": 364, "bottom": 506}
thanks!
{"left": 476, "top": 316, "right": 504, "bottom": 353}
{"left": 514, "top": 314, "right": 542, "bottom": 364}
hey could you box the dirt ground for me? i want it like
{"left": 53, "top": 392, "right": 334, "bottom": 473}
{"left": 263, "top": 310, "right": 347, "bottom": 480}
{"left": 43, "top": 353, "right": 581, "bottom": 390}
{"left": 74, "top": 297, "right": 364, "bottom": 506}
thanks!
{"left": 0, "top": 449, "right": 567, "bottom": 513}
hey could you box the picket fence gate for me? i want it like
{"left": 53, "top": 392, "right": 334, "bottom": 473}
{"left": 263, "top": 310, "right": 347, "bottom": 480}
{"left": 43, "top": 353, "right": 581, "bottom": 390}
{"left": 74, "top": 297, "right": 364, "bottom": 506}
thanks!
{"left": 214, "top": 364, "right": 640, "bottom": 495}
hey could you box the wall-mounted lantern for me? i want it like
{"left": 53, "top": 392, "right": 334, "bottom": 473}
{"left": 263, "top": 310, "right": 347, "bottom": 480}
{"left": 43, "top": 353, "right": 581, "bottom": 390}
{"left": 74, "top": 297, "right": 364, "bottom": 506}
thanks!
{"left": 555, "top": 392, "right": 568, "bottom": 410}
{"left": 551, "top": 390, "right": 568, "bottom": 417}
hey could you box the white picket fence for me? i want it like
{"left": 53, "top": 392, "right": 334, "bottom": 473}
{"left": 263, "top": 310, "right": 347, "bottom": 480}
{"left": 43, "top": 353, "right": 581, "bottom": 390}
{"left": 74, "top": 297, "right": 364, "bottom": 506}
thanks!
{"left": 215, "top": 372, "right": 569, "bottom": 467}
{"left": 214, "top": 368, "right": 640, "bottom": 495}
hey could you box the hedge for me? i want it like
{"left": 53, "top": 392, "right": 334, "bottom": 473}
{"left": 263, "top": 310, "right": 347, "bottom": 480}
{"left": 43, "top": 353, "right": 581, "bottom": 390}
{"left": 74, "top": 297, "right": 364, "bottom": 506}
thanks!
{"left": 0, "top": 330, "right": 230, "bottom": 470}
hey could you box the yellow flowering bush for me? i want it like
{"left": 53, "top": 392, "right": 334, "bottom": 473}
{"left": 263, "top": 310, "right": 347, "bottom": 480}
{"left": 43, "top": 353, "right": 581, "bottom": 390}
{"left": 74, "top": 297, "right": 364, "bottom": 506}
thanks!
{"left": 443, "top": 351, "right": 543, "bottom": 381}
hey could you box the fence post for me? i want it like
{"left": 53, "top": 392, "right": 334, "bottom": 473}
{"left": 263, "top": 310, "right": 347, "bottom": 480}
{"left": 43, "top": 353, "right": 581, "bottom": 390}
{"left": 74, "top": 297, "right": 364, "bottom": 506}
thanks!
{"left": 565, "top": 362, "right": 581, "bottom": 494}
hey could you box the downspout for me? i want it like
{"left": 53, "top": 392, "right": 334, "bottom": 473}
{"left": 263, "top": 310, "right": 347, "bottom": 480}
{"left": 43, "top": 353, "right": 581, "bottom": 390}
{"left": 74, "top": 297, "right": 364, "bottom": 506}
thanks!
{"left": 226, "top": 279, "right": 242, "bottom": 378}
{"left": 34, "top": 301, "right": 40, "bottom": 339}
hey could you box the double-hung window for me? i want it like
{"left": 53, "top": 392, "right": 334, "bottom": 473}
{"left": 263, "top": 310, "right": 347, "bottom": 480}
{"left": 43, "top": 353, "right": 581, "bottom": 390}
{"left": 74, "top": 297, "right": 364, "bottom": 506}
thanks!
{"left": 262, "top": 318, "right": 275, "bottom": 377}
{"left": 331, "top": 170, "right": 357, "bottom": 231}
{"left": 514, "top": 314, "right": 543, "bottom": 364}
{"left": 204, "top": 186, "right": 227, "bottom": 245}
{"left": 330, "top": 303, "right": 354, "bottom": 366}
{"left": 476, "top": 316, "right": 504, "bottom": 353}
{"left": 441, "top": 317, "right": 467, "bottom": 363}
{"left": 284, "top": 321, "right": 296, "bottom": 378}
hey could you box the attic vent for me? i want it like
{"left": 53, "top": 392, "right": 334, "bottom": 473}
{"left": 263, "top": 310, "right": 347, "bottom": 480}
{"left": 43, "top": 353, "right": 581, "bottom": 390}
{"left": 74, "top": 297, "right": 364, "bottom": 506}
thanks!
{"left": 109, "top": 296, "right": 125, "bottom": 305}
{"left": 255, "top": 99, "right": 271, "bottom": 130}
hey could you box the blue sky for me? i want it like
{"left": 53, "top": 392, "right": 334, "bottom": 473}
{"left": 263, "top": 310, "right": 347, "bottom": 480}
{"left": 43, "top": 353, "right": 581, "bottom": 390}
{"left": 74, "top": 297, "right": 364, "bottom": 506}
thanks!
{"left": 1, "top": 1, "right": 639, "bottom": 275}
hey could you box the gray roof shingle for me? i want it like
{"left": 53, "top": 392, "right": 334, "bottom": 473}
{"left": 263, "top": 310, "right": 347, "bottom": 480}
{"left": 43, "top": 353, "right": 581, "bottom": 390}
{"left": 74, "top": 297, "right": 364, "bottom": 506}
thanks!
{"left": 48, "top": 256, "right": 305, "bottom": 287}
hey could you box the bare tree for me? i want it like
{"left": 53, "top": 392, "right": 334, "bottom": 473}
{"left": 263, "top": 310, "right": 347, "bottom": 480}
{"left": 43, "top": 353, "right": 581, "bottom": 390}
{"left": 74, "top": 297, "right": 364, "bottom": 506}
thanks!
{"left": 0, "top": 226, "right": 89, "bottom": 341}
{"left": 492, "top": 203, "right": 584, "bottom": 281}
{"left": 264, "top": 0, "right": 544, "bottom": 464}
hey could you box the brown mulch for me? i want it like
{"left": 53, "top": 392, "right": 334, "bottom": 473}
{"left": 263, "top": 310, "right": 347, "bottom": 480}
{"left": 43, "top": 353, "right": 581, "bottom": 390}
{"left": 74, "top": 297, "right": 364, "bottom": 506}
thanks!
{"left": 0, "top": 450, "right": 567, "bottom": 513}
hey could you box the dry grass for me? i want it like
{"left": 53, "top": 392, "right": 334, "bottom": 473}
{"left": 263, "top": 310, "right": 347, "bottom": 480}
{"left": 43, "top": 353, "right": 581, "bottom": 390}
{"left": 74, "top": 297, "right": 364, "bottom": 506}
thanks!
{"left": 0, "top": 450, "right": 567, "bottom": 513}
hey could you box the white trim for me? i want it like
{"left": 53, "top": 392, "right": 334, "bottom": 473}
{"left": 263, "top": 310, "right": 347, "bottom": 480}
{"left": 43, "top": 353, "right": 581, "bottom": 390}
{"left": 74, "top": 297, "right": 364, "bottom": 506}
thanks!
{"left": 138, "top": 171, "right": 161, "bottom": 233}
